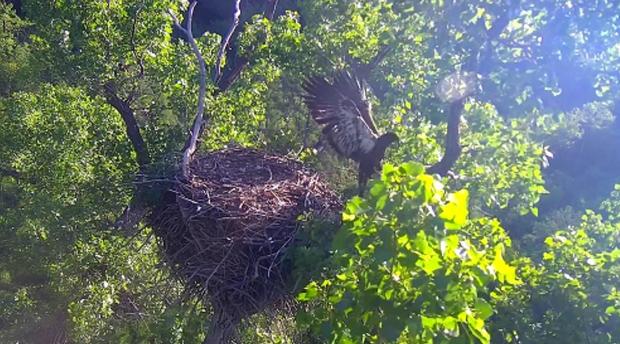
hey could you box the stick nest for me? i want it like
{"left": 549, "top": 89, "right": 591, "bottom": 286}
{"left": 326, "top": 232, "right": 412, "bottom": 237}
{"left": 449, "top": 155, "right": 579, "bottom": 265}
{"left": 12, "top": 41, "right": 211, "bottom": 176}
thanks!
{"left": 150, "top": 147, "right": 341, "bottom": 323}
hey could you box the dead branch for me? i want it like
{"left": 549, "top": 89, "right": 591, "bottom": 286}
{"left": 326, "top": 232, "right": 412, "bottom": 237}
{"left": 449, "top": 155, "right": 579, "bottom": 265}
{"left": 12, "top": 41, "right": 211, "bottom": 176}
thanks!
{"left": 104, "top": 83, "right": 151, "bottom": 168}
{"left": 172, "top": 0, "right": 282, "bottom": 173}
{"left": 213, "top": 0, "right": 242, "bottom": 84}
{"left": 170, "top": 1, "right": 207, "bottom": 180}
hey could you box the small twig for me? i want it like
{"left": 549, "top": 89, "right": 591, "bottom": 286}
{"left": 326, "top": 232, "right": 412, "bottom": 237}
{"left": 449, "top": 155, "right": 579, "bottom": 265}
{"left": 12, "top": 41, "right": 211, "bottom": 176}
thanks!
{"left": 214, "top": 0, "right": 242, "bottom": 84}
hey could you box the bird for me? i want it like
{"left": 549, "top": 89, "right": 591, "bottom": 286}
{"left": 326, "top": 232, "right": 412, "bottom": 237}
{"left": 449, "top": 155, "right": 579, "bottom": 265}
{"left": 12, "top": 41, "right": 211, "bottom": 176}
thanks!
{"left": 302, "top": 70, "right": 398, "bottom": 196}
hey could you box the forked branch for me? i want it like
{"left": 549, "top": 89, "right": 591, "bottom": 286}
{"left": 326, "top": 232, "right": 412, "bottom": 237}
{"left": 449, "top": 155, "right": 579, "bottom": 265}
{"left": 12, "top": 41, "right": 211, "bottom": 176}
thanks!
{"left": 171, "top": 0, "right": 281, "bottom": 179}
{"left": 170, "top": 1, "right": 207, "bottom": 180}
{"left": 214, "top": 0, "right": 242, "bottom": 84}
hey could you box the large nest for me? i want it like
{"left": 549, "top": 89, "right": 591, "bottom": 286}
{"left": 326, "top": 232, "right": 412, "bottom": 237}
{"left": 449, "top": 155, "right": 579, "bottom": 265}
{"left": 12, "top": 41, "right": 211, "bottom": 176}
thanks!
{"left": 149, "top": 148, "right": 341, "bottom": 326}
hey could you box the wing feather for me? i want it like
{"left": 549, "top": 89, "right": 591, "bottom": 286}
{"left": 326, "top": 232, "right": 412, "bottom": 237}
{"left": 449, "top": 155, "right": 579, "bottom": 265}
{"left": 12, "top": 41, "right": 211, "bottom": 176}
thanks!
{"left": 332, "top": 71, "right": 379, "bottom": 136}
{"left": 303, "top": 71, "right": 378, "bottom": 160}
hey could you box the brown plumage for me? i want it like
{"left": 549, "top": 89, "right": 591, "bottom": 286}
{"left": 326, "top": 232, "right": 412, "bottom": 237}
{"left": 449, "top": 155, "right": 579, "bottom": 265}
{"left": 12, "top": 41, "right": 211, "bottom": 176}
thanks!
{"left": 302, "top": 71, "right": 398, "bottom": 195}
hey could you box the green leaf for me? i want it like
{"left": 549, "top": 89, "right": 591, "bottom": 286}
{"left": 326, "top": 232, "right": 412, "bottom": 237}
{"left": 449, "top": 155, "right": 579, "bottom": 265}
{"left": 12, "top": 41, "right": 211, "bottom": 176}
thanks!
{"left": 492, "top": 245, "right": 519, "bottom": 285}
{"left": 297, "top": 281, "right": 319, "bottom": 301}
{"left": 440, "top": 190, "right": 469, "bottom": 229}
{"left": 474, "top": 299, "right": 494, "bottom": 320}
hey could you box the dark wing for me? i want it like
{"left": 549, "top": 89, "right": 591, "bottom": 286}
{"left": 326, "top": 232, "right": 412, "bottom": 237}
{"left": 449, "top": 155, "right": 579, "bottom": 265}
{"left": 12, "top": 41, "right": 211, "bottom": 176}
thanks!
{"left": 302, "top": 72, "right": 377, "bottom": 159}
{"left": 331, "top": 71, "right": 379, "bottom": 135}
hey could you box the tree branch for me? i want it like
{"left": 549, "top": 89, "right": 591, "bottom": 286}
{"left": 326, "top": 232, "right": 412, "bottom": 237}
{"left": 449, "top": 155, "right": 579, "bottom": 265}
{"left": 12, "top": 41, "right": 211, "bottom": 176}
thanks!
{"left": 213, "top": 0, "right": 242, "bottom": 84}
{"left": 214, "top": 0, "right": 279, "bottom": 92}
{"left": 426, "top": 5, "right": 517, "bottom": 176}
{"left": 217, "top": 57, "right": 249, "bottom": 91}
{"left": 104, "top": 83, "right": 151, "bottom": 168}
{"left": 170, "top": 0, "right": 281, "bottom": 179}
{"left": 170, "top": 1, "right": 207, "bottom": 180}
{"left": 426, "top": 100, "right": 464, "bottom": 176}
{"left": 264, "top": 0, "right": 280, "bottom": 21}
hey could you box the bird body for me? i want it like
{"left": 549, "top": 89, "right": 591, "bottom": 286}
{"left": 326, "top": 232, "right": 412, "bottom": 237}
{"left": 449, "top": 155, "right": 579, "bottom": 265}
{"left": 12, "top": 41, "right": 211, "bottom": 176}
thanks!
{"left": 302, "top": 71, "right": 398, "bottom": 195}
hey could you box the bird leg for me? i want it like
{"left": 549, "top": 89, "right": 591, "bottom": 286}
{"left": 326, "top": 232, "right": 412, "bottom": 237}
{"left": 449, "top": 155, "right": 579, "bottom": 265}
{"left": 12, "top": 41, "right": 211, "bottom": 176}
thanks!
{"left": 358, "top": 168, "right": 369, "bottom": 197}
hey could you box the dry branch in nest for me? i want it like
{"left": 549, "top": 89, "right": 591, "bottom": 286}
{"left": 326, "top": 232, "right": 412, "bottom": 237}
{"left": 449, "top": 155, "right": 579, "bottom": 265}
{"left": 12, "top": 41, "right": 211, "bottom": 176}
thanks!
{"left": 149, "top": 148, "right": 341, "bottom": 342}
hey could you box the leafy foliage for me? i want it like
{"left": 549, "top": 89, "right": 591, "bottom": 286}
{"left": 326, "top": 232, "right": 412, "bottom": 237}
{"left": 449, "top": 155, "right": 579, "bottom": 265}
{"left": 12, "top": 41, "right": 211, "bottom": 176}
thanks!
{"left": 297, "top": 163, "right": 518, "bottom": 343}
{"left": 1, "top": 0, "right": 620, "bottom": 342}
{"left": 493, "top": 186, "right": 620, "bottom": 343}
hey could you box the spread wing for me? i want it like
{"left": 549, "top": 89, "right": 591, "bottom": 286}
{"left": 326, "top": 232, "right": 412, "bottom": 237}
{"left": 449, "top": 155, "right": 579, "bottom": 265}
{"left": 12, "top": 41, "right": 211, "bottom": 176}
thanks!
{"left": 332, "top": 71, "right": 379, "bottom": 135}
{"left": 302, "top": 71, "right": 378, "bottom": 160}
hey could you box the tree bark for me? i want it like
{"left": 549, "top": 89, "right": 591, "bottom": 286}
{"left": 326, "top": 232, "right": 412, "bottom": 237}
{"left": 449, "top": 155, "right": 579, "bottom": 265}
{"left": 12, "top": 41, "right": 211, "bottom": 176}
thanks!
{"left": 426, "top": 100, "right": 464, "bottom": 176}
{"left": 104, "top": 85, "right": 151, "bottom": 168}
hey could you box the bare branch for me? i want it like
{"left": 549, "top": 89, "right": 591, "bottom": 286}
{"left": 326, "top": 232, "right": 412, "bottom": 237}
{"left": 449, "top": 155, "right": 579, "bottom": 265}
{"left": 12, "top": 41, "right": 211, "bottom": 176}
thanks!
{"left": 170, "top": 0, "right": 282, "bottom": 178}
{"left": 104, "top": 83, "right": 151, "bottom": 168}
{"left": 217, "top": 57, "right": 249, "bottom": 91}
{"left": 215, "top": 0, "right": 279, "bottom": 91}
{"left": 171, "top": 1, "right": 208, "bottom": 180}
{"left": 265, "top": 0, "right": 280, "bottom": 21}
{"left": 213, "top": 0, "right": 242, "bottom": 84}
{"left": 426, "top": 100, "right": 465, "bottom": 176}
